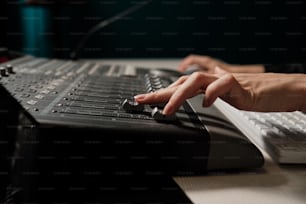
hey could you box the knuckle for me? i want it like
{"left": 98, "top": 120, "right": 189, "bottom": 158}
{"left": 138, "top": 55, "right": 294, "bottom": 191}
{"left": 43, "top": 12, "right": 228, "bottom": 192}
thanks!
{"left": 190, "top": 72, "right": 204, "bottom": 81}
{"left": 188, "top": 54, "right": 196, "bottom": 58}
{"left": 178, "top": 75, "right": 188, "bottom": 81}
{"left": 147, "top": 91, "right": 158, "bottom": 100}
{"left": 152, "top": 90, "right": 162, "bottom": 97}
{"left": 223, "top": 73, "right": 235, "bottom": 83}
{"left": 201, "top": 56, "right": 211, "bottom": 63}
{"left": 186, "top": 54, "right": 197, "bottom": 62}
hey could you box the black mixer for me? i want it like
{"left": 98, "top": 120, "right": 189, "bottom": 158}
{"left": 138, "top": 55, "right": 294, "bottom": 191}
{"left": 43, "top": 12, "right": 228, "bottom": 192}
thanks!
{"left": 0, "top": 55, "right": 264, "bottom": 203}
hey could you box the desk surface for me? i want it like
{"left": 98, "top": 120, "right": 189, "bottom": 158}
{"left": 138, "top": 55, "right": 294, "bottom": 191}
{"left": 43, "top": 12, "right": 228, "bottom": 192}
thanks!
{"left": 175, "top": 157, "right": 306, "bottom": 204}
{"left": 88, "top": 58, "right": 306, "bottom": 204}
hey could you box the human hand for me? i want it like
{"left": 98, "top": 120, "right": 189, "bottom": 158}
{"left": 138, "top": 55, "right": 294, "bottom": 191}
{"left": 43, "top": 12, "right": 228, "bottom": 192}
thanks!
{"left": 135, "top": 69, "right": 306, "bottom": 115}
{"left": 178, "top": 54, "right": 265, "bottom": 74}
{"left": 178, "top": 54, "right": 230, "bottom": 74}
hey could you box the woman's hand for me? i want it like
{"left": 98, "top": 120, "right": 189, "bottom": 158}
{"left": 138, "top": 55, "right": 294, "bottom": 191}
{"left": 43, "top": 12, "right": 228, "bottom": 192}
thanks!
{"left": 135, "top": 69, "right": 306, "bottom": 115}
{"left": 178, "top": 54, "right": 265, "bottom": 74}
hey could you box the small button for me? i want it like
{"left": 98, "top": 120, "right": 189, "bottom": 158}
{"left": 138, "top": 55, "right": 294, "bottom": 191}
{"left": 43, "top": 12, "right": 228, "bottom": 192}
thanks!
{"left": 40, "top": 90, "right": 50, "bottom": 94}
{"left": 29, "top": 89, "right": 37, "bottom": 93}
{"left": 27, "top": 100, "right": 38, "bottom": 105}
{"left": 35, "top": 94, "right": 44, "bottom": 99}
{"left": 20, "top": 94, "right": 31, "bottom": 98}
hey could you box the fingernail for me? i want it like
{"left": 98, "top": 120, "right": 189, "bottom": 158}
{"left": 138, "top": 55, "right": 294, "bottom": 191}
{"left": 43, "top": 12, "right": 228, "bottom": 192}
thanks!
{"left": 134, "top": 94, "right": 146, "bottom": 101}
{"left": 163, "top": 105, "right": 173, "bottom": 115}
{"left": 203, "top": 96, "right": 210, "bottom": 107}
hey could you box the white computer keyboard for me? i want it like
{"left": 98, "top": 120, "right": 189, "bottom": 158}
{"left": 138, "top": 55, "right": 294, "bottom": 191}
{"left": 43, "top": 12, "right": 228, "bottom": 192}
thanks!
{"left": 214, "top": 99, "right": 306, "bottom": 164}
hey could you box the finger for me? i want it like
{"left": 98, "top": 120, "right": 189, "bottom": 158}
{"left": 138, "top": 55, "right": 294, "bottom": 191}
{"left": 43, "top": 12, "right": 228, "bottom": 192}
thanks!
{"left": 203, "top": 74, "right": 241, "bottom": 107}
{"left": 178, "top": 55, "right": 210, "bottom": 72}
{"left": 163, "top": 72, "right": 217, "bottom": 115}
{"left": 167, "top": 75, "right": 188, "bottom": 88}
{"left": 135, "top": 75, "right": 188, "bottom": 104}
{"left": 134, "top": 86, "right": 177, "bottom": 104}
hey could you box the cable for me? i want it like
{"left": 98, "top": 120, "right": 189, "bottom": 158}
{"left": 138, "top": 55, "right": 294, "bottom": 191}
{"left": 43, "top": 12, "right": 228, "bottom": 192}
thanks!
{"left": 70, "top": 0, "right": 152, "bottom": 60}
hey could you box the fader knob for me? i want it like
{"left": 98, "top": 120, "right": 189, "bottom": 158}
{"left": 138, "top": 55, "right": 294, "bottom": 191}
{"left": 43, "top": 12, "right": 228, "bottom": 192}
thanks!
{"left": 0, "top": 67, "right": 6, "bottom": 76}
{"left": 122, "top": 99, "right": 144, "bottom": 112}
{"left": 151, "top": 107, "right": 176, "bottom": 122}
{"left": 6, "top": 64, "right": 14, "bottom": 73}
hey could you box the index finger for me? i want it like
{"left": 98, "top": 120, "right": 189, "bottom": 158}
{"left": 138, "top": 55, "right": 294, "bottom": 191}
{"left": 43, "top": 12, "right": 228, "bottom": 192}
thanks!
{"left": 134, "top": 86, "right": 178, "bottom": 105}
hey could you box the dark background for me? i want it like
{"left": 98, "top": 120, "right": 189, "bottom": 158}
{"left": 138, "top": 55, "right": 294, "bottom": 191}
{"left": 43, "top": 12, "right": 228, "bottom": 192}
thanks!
{"left": 2, "top": 0, "right": 306, "bottom": 65}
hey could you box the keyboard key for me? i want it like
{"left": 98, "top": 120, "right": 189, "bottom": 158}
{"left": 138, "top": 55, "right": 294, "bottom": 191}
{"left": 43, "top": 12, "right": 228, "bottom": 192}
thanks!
{"left": 239, "top": 110, "right": 306, "bottom": 163}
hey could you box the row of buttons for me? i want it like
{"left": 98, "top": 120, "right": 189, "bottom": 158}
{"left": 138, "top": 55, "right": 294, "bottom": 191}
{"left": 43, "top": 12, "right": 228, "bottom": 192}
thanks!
{"left": 144, "top": 74, "right": 163, "bottom": 92}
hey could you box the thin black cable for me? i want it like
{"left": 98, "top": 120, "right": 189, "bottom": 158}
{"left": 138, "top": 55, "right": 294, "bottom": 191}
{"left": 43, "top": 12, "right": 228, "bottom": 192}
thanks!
{"left": 70, "top": 0, "right": 152, "bottom": 60}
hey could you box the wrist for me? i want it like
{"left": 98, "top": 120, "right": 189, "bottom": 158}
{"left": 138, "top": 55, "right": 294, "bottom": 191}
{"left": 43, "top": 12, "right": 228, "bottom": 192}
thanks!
{"left": 297, "top": 76, "right": 306, "bottom": 113}
{"left": 286, "top": 74, "right": 306, "bottom": 113}
{"left": 228, "top": 64, "right": 265, "bottom": 73}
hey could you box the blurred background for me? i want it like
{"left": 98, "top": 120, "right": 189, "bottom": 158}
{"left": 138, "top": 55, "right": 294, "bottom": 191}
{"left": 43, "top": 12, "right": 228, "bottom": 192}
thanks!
{"left": 1, "top": 0, "right": 306, "bottom": 65}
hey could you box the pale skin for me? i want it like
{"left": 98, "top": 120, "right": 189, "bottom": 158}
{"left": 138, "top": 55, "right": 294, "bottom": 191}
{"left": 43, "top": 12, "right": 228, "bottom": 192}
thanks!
{"left": 135, "top": 55, "right": 306, "bottom": 115}
{"left": 177, "top": 54, "right": 266, "bottom": 111}
{"left": 178, "top": 54, "right": 265, "bottom": 74}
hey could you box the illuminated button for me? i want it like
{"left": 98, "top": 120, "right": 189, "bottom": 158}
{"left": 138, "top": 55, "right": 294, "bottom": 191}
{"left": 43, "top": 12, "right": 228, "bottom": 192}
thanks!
{"left": 27, "top": 100, "right": 38, "bottom": 105}
{"left": 35, "top": 94, "right": 44, "bottom": 99}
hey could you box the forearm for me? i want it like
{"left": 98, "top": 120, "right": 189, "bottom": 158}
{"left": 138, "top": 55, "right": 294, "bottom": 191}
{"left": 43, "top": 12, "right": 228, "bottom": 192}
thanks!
{"left": 225, "top": 63, "right": 306, "bottom": 74}
{"left": 227, "top": 64, "right": 265, "bottom": 73}
{"left": 275, "top": 74, "right": 306, "bottom": 113}
{"left": 227, "top": 62, "right": 306, "bottom": 74}
{"left": 233, "top": 73, "right": 306, "bottom": 113}
{"left": 264, "top": 63, "right": 306, "bottom": 74}
{"left": 291, "top": 74, "right": 306, "bottom": 113}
